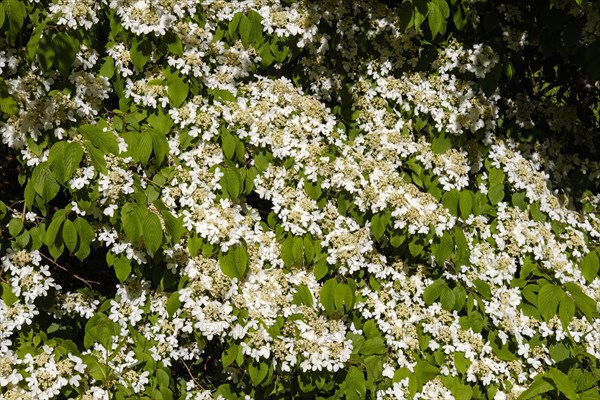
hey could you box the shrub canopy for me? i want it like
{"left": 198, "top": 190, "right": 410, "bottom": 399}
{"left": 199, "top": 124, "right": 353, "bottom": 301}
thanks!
{"left": 0, "top": 0, "right": 599, "bottom": 399}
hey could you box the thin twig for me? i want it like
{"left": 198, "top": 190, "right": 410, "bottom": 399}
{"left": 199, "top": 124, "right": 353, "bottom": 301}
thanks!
{"left": 180, "top": 359, "right": 202, "bottom": 389}
{"left": 39, "top": 252, "right": 100, "bottom": 288}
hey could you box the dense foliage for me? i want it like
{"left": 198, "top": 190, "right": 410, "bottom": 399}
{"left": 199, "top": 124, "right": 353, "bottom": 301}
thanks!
{"left": 0, "top": 0, "right": 599, "bottom": 399}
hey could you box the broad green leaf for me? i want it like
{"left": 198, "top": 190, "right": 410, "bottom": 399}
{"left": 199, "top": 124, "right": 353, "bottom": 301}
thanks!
{"left": 431, "top": 133, "right": 451, "bottom": 154}
{"left": 62, "top": 219, "right": 78, "bottom": 253}
{"left": 427, "top": 1, "right": 444, "bottom": 38}
{"left": 49, "top": 142, "right": 83, "bottom": 183}
{"left": 166, "top": 70, "right": 189, "bottom": 108}
{"left": 166, "top": 291, "right": 181, "bottom": 317}
{"left": 137, "top": 133, "right": 153, "bottom": 166}
{"left": 53, "top": 32, "right": 79, "bottom": 75}
{"left": 26, "top": 19, "right": 47, "bottom": 61}
{"left": 130, "top": 36, "right": 152, "bottom": 70}
{"left": 73, "top": 217, "right": 94, "bottom": 261}
{"left": 360, "top": 337, "right": 386, "bottom": 355}
{"left": 564, "top": 282, "right": 597, "bottom": 322}
{"left": 294, "top": 285, "right": 313, "bottom": 307}
{"left": 1, "top": 282, "right": 18, "bottom": 306}
{"left": 434, "top": 231, "right": 453, "bottom": 265}
{"left": 221, "top": 129, "right": 236, "bottom": 160}
{"left": 31, "top": 163, "right": 60, "bottom": 202}
{"left": 537, "top": 284, "right": 564, "bottom": 321}
{"left": 3, "top": 0, "right": 25, "bottom": 45}
{"left": 440, "top": 285, "right": 455, "bottom": 311}
{"left": 221, "top": 168, "right": 242, "bottom": 199}
{"left": 344, "top": 367, "right": 366, "bottom": 400}
{"left": 459, "top": 190, "right": 474, "bottom": 219}
{"left": 320, "top": 278, "right": 336, "bottom": 314}
{"left": 424, "top": 279, "right": 445, "bottom": 305}
{"left": 371, "top": 213, "right": 386, "bottom": 240}
{"left": 334, "top": 283, "right": 354, "bottom": 312}
{"left": 544, "top": 368, "right": 578, "bottom": 400}
{"left": 219, "top": 245, "right": 248, "bottom": 279}
{"left": 558, "top": 296, "right": 575, "bottom": 329}
{"left": 248, "top": 361, "right": 269, "bottom": 385}
{"left": 143, "top": 213, "right": 163, "bottom": 254}
{"left": 114, "top": 256, "right": 131, "bottom": 283}
{"left": 442, "top": 189, "right": 460, "bottom": 216}
{"left": 80, "top": 124, "right": 120, "bottom": 154}
{"left": 488, "top": 184, "right": 505, "bottom": 205}
{"left": 581, "top": 251, "right": 599, "bottom": 283}
{"left": 222, "top": 344, "right": 240, "bottom": 368}
{"left": 8, "top": 218, "right": 23, "bottom": 237}
{"left": 84, "top": 313, "right": 119, "bottom": 349}
{"left": 314, "top": 258, "right": 328, "bottom": 281}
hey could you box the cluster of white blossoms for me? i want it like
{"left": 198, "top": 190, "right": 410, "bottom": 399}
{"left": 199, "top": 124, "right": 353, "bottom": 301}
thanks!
{"left": 1, "top": 0, "right": 599, "bottom": 398}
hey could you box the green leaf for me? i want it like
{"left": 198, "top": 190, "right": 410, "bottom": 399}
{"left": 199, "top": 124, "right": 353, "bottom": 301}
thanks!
{"left": 84, "top": 313, "right": 119, "bottom": 349}
{"left": 454, "top": 352, "right": 470, "bottom": 375}
{"left": 334, "top": 283, "right": 354, "bottom": 312}
{"left": 228, "top": 12, "right": 243, "bottom": 37}
{"left": 434, "top": 231, "right": 453, "bottom": 264}
{"left": 219, "top": 245, "right": 249, "bottom": 279}
{"left": 26, "top": 19, "right": 47, "bottom": 62}
{"left": 98, "top": 56, "right": 115, "bottom": 79}
{"left": 314, "top": 258, "right": 328, "bottom": 281}
{"left": 222, "top": 344, "right": 240, "bottom": 368}
{"left": 581, "top": 251, "right": 599, "bottom": 283}
{"left": 161, "top": 210, "right": 185, "bottom": 245}
{"left": 537, "top": 284, "right": 564, "bottom": 321}
{"left": 238, "top": 11, "right": 263, "bottom": 47}
{"left": 488, "top": 184, "right": 505, "bottom": 205}
{"left": 398, "top": 1, "right": 414, "bottom": 31}
{"left": 143, "top": 213, "right": 163, "bottom": 254}
{"left": 80, "top": 124, "right": 120, "bottom": 154}
{"left": 424, "top": 279, "right": 445, "bottom": 305}
{"left": 8, "top": 218, "right": 23, "bottom": 237}
{"left": 62, "top": 219, "right": 78, "bottom": 253}
{"left": 360, "top": 337, "right": 386, "bottom": 355}
{"left": 221, "top": 129, "right": 236, "bottom": 160}
{"left": 414, "top": 361, "right": 439, "bottom": 390}
{"left": 114, "top": 256, "right": 131, "bottom": 283}
{"left": 344, "top": 367, "right": 366, "bottom": 400}
{"left": 31, "top": 163, "right": 60, "bottom": 202}
{"left": 3, "top": 0, "right": 25, "bottom": 45}
{"left": 558, "top": 295, "right": 575, "bottom": 329}
{"left": 49, "top": 142, "right": 83, "bottom": 183}
{"left": 294, "top": 284, "right": 313, "bottom": 307}
{"left": 320, "top": 278, "right": 336, "bottom": 314}
{"left": 221, "top": 168, "right": 241, "bottom": 199}
{"left": 0, "top": 4, "right": 5, "bottom": 31}
{"left": 427, "top": 1, "right": 444, "bottom": 38}
{"left": 53, "top": 32, "right": 79, "bottom": 75}
{"left": 1, "top": 282, "right": 18, "bottom": 306}
{"left": 258, "top": 42, "right": 274, "bottom": 66}
{"left": 137, "top": 133, "right": 153, "bottom": 166}
{"left": 371, "top": 213, "right": 387, "bottom": 240}
{"left": 248, "top": 361, "right": 269, "bottom": 385}
{"left": 73, "top": 217, "right": 94, "bottom": 261}
{"left": 166, "top": 69, "right": 189, "bottom": 107}
{"left": 440, "top": 285, "right": 455, "bottom": 311}
{"left": 130, "top": 36, "right": 152, "bottom": 70}
{"left": 442, "top": 189, "right": 460, "bottom": 216}
{"left": 431, "top": 133, "right": 451, "bottom": 154}
{"left": 564, "top": 282, "right": 597, "bottom": 322}
{"left": 544, "top": 368, "right": 578, "bottom": 400}
{"left": 459, "top": 190, "right": 474, "bottom": 219}
{"left": 166, "top": 291, "right": 181, "bottom": 317}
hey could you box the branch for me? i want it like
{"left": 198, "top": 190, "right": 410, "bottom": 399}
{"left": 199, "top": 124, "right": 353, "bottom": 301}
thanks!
{"left": 39, "top": 252, "right": 100, "bottom": 288}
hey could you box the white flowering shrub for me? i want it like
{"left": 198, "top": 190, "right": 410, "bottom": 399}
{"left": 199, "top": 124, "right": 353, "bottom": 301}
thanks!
{"left": 0, "top": 0, "right": 599, "bottom": 399}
